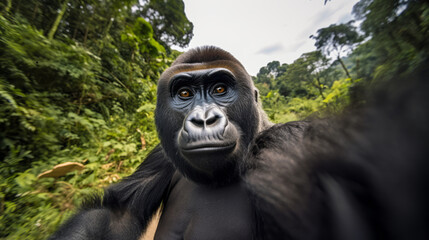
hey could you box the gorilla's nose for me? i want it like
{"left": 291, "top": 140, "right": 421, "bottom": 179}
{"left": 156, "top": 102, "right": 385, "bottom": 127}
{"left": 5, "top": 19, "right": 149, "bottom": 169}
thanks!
{"left": 185, "top": 106, "right": 227, "bottom": 133}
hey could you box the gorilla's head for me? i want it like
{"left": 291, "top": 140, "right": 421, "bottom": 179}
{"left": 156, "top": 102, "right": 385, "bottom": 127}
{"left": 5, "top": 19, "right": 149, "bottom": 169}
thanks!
{"left": 155, "top": 46, "right": 272, "bottom": 186}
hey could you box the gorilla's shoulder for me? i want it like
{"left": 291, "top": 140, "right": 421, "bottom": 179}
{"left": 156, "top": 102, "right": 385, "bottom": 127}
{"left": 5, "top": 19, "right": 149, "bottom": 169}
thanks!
{"left": 251, "top": 121, "right": 309, "bottom": 155}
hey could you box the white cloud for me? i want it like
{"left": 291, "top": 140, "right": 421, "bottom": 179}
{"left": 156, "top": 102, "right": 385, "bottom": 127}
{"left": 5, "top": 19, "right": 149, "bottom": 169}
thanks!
{"left": 256, "top": 43, "right": 284, "bottom": 55}
{"left": 178, "top": 0, "right": 359, "bottom": 75}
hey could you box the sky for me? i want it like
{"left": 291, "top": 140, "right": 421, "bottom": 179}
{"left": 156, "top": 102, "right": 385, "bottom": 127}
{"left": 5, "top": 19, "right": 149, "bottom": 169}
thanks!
{"left": 178, "top": 0, "right": 360, "bottom": 76}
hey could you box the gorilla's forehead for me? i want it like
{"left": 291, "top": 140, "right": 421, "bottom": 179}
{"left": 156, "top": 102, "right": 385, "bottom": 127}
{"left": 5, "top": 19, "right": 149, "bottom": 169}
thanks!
{"left": 170, "top": 68, "right": 234, "bottom": 82}
{"left": 159, "top": 60, "right": 250, "bottom": 85}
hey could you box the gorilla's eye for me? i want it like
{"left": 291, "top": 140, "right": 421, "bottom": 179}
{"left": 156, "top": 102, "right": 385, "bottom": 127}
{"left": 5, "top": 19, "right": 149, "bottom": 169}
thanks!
{"left": 178, "top": 88, "right": 193, "bottom": 99}
{"left": 213, "top": 85, "right": 227, "bottom": 95}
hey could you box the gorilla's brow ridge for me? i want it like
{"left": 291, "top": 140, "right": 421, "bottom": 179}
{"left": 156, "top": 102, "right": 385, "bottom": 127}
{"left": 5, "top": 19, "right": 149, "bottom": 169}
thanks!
{"left": 169, "top": 68, "right": 236, "bottom": 94}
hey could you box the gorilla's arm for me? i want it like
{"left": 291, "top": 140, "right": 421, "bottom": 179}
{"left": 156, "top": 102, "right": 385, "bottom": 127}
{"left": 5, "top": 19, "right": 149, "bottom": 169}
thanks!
{"left": 49, "top": 145, "right": 175, "bottom": 240}
{"left": 247, "top": 100, "right": 429, "bottom": 240}
{"left": 246, "top": 120, "right": 375, "bottom": 240}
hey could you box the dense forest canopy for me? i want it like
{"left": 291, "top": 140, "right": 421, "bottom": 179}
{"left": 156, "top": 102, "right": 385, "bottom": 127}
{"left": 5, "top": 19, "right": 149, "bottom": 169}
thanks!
{"left": 254, "top": 0, "right": 428, "bottom": 122}
{"left": 0, "top": 0, "right": 427, "bottom": 239}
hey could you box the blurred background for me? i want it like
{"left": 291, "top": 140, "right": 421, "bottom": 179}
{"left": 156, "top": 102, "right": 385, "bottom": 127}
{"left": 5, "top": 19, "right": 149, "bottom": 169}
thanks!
{"left": 0, "top": 0, "right": 427, "bottom": 239}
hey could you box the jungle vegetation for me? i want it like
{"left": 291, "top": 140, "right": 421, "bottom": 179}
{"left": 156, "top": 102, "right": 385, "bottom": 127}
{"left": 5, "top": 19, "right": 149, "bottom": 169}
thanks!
{"left": 0, "top": 0, "right": 427, "bottom": 239}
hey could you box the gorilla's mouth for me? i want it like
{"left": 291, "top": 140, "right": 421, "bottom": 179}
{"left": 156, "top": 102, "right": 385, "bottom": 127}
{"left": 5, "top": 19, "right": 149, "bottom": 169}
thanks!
{"left": 179, "top": 141, "right": 237, "bottom": 174}
{"left": 177, "top": 118, "right": 240, "bottom": 161}
{"left": 181, "top": 141, "right": 236, "bottom": 153}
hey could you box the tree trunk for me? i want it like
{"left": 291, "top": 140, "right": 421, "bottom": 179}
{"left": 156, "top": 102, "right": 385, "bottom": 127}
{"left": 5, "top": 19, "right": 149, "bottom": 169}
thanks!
{"left": 314, "top": 76, "right": 325, "bottom": 98}
{"left": 47, "top": 0, "right": 69, "bottom": 40}
{"left": 98, "top": 16, "right": 114, "bottom": 55}
{"left": 356, "top": 58, "right": 361, "bottom": 79}
{"left": 31, "top": 2, "right": 39, "bottom": 21}
{"left": 14, "top": 0, "right": 21, "bottom": 15}
{"left": 83, "top": 26, "right": 89, "bottom": 46}
{"left": 4, "top": 0, "right": 12, "bottom": 13}
{"left": 72, "top": 25, "right": 78, "bottom": 40}
{"left": 337, "top": 55, "right": 352, "bottom": 82}
{"left": 387, "top": 30, "right": 403, "bottom": 54}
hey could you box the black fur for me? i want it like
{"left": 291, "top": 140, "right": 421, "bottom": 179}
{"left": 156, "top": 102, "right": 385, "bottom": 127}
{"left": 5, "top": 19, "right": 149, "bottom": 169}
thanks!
{"left": 154, "top": 47, "right": 270, "bottom": 187}
{"left": 245, "top": 63, "right": 429, "bottom": 239}
{"left": 49, "top": 146, "right": 175, "bottom": 240}
{"left": 49, "top": 47, "right": 429, "bottom": 240}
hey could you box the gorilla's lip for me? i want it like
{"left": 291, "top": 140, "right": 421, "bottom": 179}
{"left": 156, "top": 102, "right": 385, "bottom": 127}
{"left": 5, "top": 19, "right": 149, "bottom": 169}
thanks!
{"left": 181, "top": 142, "right": 236, "bottom": 152}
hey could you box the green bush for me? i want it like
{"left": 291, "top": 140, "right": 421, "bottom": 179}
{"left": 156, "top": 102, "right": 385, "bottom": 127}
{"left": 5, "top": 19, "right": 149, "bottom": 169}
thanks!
{"left": 0, "top": 16, "right": 164, "bottom": 239}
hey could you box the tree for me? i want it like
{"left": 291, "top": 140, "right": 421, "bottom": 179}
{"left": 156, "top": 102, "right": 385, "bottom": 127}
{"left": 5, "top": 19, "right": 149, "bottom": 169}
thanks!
{"left": 0, "top": 0, "right": 194, "bottom": 237}
{"left": 300, "top": 51, "right": 331, "bottom": 98}
{"left": 352, "top": 0, "right": 429, "bottom": 81}
{"left": 310, "top": 21, "right": 363, "bottom": 81}
{"left": 277, "top": 51, "right": 331, "bottom": 98}
{"left": 254, "top": 61, "right": 288, "bottom": 89}
{"left": 6, "top": 0, "right": 194, "bottom": 50}
{"left": 2, "top": 0, "right": 12, "bottom": 14}
{"left": 139, "top": 0, "right": 194, "bottom": 49}
{"left": 267, "top": 61, "right": 288, "bottom": 78}
{"left": 47, "top": 0, "right": 69, "bottom": 40}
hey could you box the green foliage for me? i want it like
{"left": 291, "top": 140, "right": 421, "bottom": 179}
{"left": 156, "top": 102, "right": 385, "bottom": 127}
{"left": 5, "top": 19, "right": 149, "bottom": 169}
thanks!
{"left": 1, "top": 0, "right": 428, "bottom": 239}
{"left": 310, "top": 21, "right": 363, "bottom": 79}
{"left": 310, "top": 21, "right": 363, "bottom": 58}
{"left": 121, "top": 17, "right": 166, "bottom": 57}
{"left": 255, "top": 49, "right": 347, "bottom": 122}
{"left": 352, "top": 0, "right": 429, "bottom": 82}
{"left": 278, "top": 51, "right": 332, "bottom": 98}
{"left": 140, "top": 0, "right": 194, "bottom": 49}
{"left": 258, "top": 0, "right": 428, "bottom": 123}
{"left": 261, "top": 77, "right": 352, "bottom": 123}
{"left": 0, "top": 0, "right": 188, "bottom": 236}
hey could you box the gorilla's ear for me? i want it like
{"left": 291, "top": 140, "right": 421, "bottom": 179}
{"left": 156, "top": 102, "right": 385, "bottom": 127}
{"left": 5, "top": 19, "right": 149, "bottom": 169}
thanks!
{"left": 254, "top": 89, "right": 259, "bottom": 103}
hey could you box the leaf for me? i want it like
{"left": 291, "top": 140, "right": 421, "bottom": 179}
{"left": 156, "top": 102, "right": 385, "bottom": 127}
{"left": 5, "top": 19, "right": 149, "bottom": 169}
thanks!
{"left": 15, "top": 172, "right": 36, "bottom": 189}
{"left": 323, "top": 92, "right": 337, "bottom": 103}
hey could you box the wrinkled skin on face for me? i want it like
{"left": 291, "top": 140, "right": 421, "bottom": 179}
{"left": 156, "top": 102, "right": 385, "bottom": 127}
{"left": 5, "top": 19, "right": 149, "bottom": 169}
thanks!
{"left": 155, "top": 47, "right": 271, "bottom": 186}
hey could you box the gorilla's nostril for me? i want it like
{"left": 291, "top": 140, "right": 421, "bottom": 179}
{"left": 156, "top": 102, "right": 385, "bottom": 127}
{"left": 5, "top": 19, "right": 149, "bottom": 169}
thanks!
{"left": 205, "top": 107, "right": 224, "bottom": 127}
{"left": 190, "top": 115, "right": 219, "bottom": 128}
{"left": 205, "top": 115, "right": 219, "bottom": 126}
{"left": 187, "top": 107, "right": 225, "bottom": 129}
{"left": 191, "top": 118, "right": 205, "bottom": 127}
{"left": 186, "top": 106, "right": 227, "bottom": 132}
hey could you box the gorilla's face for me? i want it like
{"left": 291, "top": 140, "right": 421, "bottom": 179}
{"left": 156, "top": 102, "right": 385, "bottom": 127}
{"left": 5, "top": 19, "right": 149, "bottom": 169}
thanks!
{"left": 173, "top": 68, "right": 240, "bottom": 171}
{"left": 155, "top": 62, "right": 261, "bottom": 185}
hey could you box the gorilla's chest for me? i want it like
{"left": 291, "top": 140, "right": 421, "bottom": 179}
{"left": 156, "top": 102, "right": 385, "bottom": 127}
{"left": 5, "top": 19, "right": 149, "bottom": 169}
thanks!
{"left": 154, "top": 175, "right": 255, "bottom": 240}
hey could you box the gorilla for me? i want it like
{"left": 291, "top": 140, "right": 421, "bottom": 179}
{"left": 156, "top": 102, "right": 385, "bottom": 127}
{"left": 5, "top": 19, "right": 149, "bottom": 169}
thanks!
{"left": 49, "top": 46, "right": 429, "bottom": 240}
